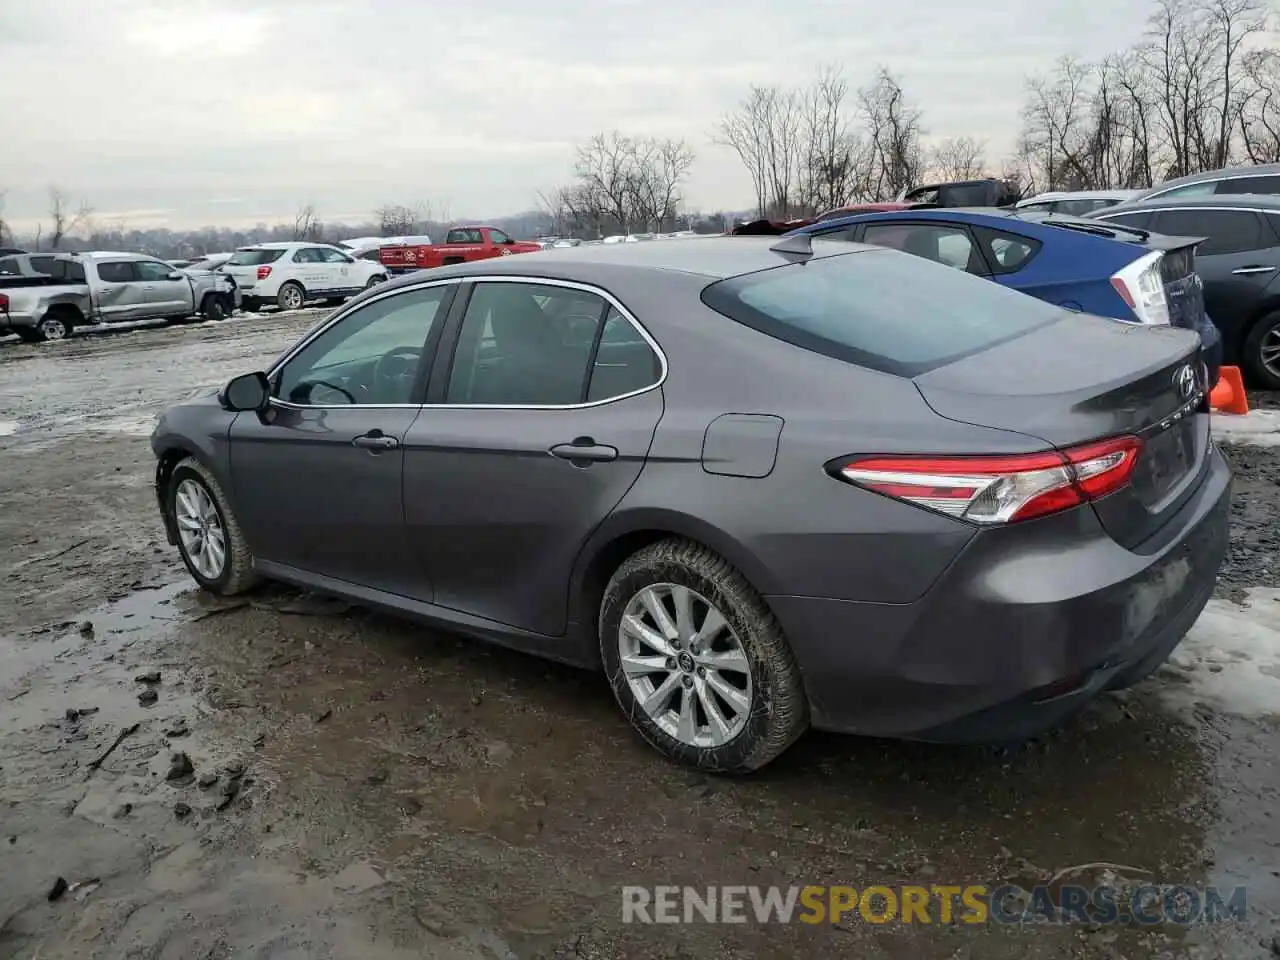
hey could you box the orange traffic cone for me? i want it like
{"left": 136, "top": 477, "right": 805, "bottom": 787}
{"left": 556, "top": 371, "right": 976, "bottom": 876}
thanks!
{"left": 1209, "top": 365, "right": 1250, "bottom": 415}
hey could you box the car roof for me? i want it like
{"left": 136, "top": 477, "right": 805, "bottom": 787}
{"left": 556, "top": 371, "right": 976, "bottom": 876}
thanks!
{"left": 1140, "top": 163, "right": 1280, "bottom": 196}
{"left": 1017, "top": 189, "right": 1142, "bottom": 204}
{"left": 1099, "top": 193, "right": 1280, "bottom": 213}
{"left": 373, "top": 236, "right": 877, "bottom": 292}
{"left": 246, "top": 241, "right": 308, "bottom": 249}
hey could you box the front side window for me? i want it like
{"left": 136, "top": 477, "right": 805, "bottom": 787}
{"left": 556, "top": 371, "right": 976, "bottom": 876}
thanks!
{"left": 136, "top": 260, "right": 174, "bottom": 281}
{"left": 861, "top": 222, "right": 982, "bottom": 273}
{"left": 1152, "top": 209, "right": 1265, "bottom": 255}
{"left": 275, "top": 285, "right": 451, "bottom": 406}
{"left": 489, "top": 229, "right": 511, "bottom": 244}
{"left": 446, "top": 282, "right": 643, "bottom": 405}
{"left": 96, "top": 261, "right": 136, "bottom": 283}
{"left": 317, "top": 248, "right": 350, "bottom": 263}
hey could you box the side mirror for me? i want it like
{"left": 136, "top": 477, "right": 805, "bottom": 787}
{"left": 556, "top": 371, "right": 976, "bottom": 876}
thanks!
{"left": 218, "top": 371, "right": 271, "bottom": 412}
{"left": 504, "top": 238, "right": 515, "bottom": 245}
{"left": 167, "top": 271, "right": 185, "bottom": 280}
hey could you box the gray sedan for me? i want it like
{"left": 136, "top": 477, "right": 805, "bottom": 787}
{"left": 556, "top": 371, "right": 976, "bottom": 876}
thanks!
{"left": 151, "top": 237, "right": 1231, "bottom": 773}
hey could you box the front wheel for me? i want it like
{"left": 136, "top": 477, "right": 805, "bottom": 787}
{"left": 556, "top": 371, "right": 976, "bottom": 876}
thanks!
{"left": 201, "top": 294, "right": 227, "bottom": 322}
{"left": 276, "top": 282, "right": 305, "bottom": 311}
{"left": 1242, "top": 310, "right": 1280, "bottom": 389}
{"left": 365, "top": 274, "right": 386, "bottom": 289}
{"left": 598, "top": 538, "right": 808, "bottom": 773}
{"left": 168, "top": 458, "right": 259, "bottom": 595}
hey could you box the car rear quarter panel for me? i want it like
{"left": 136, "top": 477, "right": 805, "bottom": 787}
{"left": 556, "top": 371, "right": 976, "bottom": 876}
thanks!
{"left": 576, "top": 271, "right": 1062, "bottom": 606}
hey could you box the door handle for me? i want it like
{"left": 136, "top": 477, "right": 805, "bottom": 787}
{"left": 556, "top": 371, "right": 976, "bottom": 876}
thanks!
{"left": 1231, "top": 265, "right": 1277, "bottom": 275}
{"left": 549, "top": 437, "right": 618, "bottom": 464}
{"left": 352, "top": 430, "right": 398, "bottom": 451}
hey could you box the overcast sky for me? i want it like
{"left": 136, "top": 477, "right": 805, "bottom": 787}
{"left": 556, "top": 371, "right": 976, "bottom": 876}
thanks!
{"left": 0, "top": 0, "right": 1158, "bottom": 231}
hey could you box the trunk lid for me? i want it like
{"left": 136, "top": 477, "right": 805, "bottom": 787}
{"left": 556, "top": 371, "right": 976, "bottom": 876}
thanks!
{"left": 914, "top": 314, "right": 1210, "bottom": 548}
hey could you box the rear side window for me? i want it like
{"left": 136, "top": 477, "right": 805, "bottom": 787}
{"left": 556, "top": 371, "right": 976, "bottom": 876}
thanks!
{"left": 861, "top": 222, "right": 983, "bottom": 274}
{"left": 96, "top": 261, "right": 136, "bottom": 282}
{"left": 700, "top": 249, "right": 1065, "bottom": 377}
{"left": 227, "top": 248, "right": 285, "bottom": 266}
{"left": 1098, "top": 211, "right": 1154, "bottom": 230}
{"left": 0, "top": 258, "right": 16, "bottom": 275}
{"left": 47, "top": 259, "right": 85, "bottom": 282}
{"left": 1214, "top": 175, "right": 1280, "bottom": 195}
{"left": 1152, "top": 209, "right": 1265, "bottom": 255}
{"left": 28, "top": 255, "right": 55, "bottom": 275}
{"left": 1056, "top": 198, "right": 1118, "bottom": 215}
{"left": 972, "top": 226, "right": 1041, "bottom": 275}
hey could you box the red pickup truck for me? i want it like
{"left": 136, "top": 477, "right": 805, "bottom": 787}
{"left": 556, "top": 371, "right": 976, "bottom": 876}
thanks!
{"left": 379, "top": 225, "right": 542, "bottom": 274}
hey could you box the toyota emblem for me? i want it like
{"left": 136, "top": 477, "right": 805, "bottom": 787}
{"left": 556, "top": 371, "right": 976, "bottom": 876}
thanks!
{"left": 1173, "top": 363, "right": 1196, "bottom": 400}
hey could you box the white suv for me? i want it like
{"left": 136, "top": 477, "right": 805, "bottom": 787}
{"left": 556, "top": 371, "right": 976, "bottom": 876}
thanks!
{"left": 221, "top": 242, "right": 388, "bottom": 312}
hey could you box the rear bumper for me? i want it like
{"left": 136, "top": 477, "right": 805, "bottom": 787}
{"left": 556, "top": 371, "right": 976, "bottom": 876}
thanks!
{"left": 768, "top": 444, "right": 1232, "bottom": 742}
{"left": 0, "top": 311, "right": 37, "bottom": 330}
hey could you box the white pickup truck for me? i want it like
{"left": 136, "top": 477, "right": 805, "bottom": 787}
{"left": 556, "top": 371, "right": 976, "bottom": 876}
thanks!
{"left": 0, "top": 251, "right": 238, "bottom": 342}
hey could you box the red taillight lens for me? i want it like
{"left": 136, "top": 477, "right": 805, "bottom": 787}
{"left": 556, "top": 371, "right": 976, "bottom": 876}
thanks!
{"left": 0, "top": 293, "right": 9, "bottom": 312}
{"left": 1109, "top": 276, "right": 1135, "bottom": 309}
{"left": 838, "top": 435, "right": 1142, "bottom": 525}
{"left": 256, "top": 265, "right": 272, "bottom": 280}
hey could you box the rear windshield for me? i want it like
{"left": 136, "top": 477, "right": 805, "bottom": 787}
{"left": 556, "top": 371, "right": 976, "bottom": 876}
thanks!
{"left": 227, "top": 248, "right": 286, "bottom": 266}
{"left": 700, "top": 249, "right": 1065, "bottom": 377}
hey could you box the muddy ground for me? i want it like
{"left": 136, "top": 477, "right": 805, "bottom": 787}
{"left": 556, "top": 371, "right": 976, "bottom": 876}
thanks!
{"left": 1, "top": 316, "right": 1279, "bottom": 959}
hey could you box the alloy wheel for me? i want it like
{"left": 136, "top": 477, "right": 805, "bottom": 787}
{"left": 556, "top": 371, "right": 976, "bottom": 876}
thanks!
{"left": 1261, "top": 326, "right": 1280, "bottom": 380}
{"left": 174, "top": 478, "right": 227, "bottom": 580}
{"left": 38, "top": 318, "right": 68, "bottom": 340}
{"left": 618, "top": 583, "right": 753, "bottom": 748}
{"left": 281, "top": 285, "right": 303, "bottom": 310}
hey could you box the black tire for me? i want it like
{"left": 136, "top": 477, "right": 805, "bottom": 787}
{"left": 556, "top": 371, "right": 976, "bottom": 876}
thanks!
{"left": 365, "top": 274, "right": 385, "bottom": 289}
{"left": 1242, "top": 310, "right": 1280, "bottom": 389}
{"left": 167, "top": 457, "right": 260, "bottom": 596}
{"left": 200, "top": 294, "right": 226, "bottom": 322}
{"left": 598, "top": 538, "right": 808, "bottom": 773}
{"left": 276, "top": 282, "right": 305, "bottom": 311}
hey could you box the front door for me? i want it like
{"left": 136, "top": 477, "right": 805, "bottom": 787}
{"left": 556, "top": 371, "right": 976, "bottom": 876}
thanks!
{"left": 404, "top": 279, "right": 666, "bottom": 636}
{"left": 228, "top": 281, "right": 456, "bottom": 599}
{"left": 135, "top": 259, "right": 192, "bottom": 317}
{"left": 315, "top": 247, "right": 356, "bottom": 295}
{"left": 92, "top": 260, "right": 148, "bottom": 322}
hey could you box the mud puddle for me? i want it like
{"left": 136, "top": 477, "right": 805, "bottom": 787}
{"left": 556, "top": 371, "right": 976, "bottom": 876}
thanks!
{"left": 4, "top": 578, "right": 1275, "bottom": 958}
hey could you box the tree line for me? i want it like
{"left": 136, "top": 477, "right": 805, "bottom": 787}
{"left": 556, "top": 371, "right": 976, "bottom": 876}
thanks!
{"left": 3, "top": 0, "right": 1278, "bottom": 252}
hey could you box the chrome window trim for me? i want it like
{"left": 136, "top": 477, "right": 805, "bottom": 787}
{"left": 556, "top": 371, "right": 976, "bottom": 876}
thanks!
{"left": 1095, "top": 204, "right": 1274, "bottom": 217}
{"left": 266, "top": 274, "right": 668, "bottom": 412}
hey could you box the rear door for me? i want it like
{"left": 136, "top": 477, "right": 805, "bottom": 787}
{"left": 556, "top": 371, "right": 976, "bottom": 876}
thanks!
{"left": 403, "top": 279, "right": 665, "bottom": 636}
{"left": 135, "top": 258, "right": 193, "bottom": 317}
{"left": 1149, "top": 207, "right": 1280, "bottom": 350}
{"left": 91, "top": 260, "right": 148, "bottom": 322}
{"left": 228, "top": 281, "right": 456, "bottom": 599}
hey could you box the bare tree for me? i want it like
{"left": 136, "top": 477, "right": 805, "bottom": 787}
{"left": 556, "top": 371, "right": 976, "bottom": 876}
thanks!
{"left": 628, "top": 136, "right": 695, "bottom": 229}
{"left": 292, "top": 204, "right": 321, "bottom": 241}
{"left": 929, "top": 136, "right": 987, "bottom": 181}
{"left": 714, "top": 85, "right": 803, "bottom": 218}
{"left": 373, "top": 202, "right": 431, "bottom": 235}
{"left": 46, "top": 186, "right": 93, "bottom": 251}
{"left": 860, "top": 68, "right": 925, "bottom": 200}
{"left": 1239, "top": 48, "right": 1280, "bottom": 162}
{"left": 797, "top": 66, "right": 867, "bottom": 213}
{"left": 0, "top": 188, "right": 9, "bottom": 246}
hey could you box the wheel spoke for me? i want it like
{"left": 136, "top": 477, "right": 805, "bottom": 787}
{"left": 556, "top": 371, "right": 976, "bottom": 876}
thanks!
{"left": 642, "top": 671, "right": 682, "bottom": 715}
{"left": 695, "top": 677, "right": 733, "bottom": 744}
{"left": 620, "top": 653, "right": 668, "bottom": 677}
{"left": 704, "top": 669, "right": 750, "bottom": 715}
{"left": 696, "top": 648, "right": 748, "bottom": 673}
{"left": 622, "top": 613, "right": 673, "bottom": 657}
{"left": 693, "top": 606, "right": 728, "bottom": 646}
{"left": 176, "top": 513, "right": 201, "bottom": 531}
{"left": 639, "top": 587, "right": 678, "bottom": 640}
{"left": 671, "top": 585, "right": 696, "bottom": 642}
{"left": 676, "top": 690, "right": 697, "bottom": 743}
{"left": 176, "top": 488, "right": 197, "bottom": 520}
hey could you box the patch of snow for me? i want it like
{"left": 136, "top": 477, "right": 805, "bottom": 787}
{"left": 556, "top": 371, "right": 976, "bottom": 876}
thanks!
{"left": 1212, "top": 409, "right": 1280, "bottom": 448}
{"left": 0, "top": 420, "right": 18, "bottom": 437}
{"left": 1161, "top": 588, "right": 1280, "bottom": 719}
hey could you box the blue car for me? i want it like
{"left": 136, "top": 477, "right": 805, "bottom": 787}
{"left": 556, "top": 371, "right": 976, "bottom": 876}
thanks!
{"left": 787, "top": 208, "right": 1222, "bottom": 385}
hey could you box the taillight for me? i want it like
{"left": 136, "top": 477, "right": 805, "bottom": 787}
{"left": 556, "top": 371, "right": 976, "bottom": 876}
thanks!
{"left": 257, "top": 265, "right": 272, "bottom": 280}
{"left": 1110, "top": 251, "right": 1169, "bottom": 325}
{"left": 0, "top": 293, "right": 8, "bottom": 313}
{"left": 837, "top": 436, "right": 1143, "bottom": 525}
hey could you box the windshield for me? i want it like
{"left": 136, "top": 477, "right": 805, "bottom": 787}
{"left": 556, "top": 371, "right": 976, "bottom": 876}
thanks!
{"left": 227, "top": 248, "right": 286, "bottom": 266}
{"left": 701, "top": 248, "right": 1065, "bottom": 377}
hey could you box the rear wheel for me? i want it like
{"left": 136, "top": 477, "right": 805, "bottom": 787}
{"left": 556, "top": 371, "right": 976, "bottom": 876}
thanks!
{"left": 365, "top": 275, "right": 385, "bottom": 289}
{"left": 276, "top": 282, "right": 305, "bottom": 311}
{"left": 1242, "top": 310, "right": 1280, "bottom": 389}
{"left": 168, "top": 457, "right": 259, "bottom": 595}
{"left": 599, "top": 538, "right": 808, "bottom": 773}
{"left": 33, "top": 309, "right": 75, "bottom": 342}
